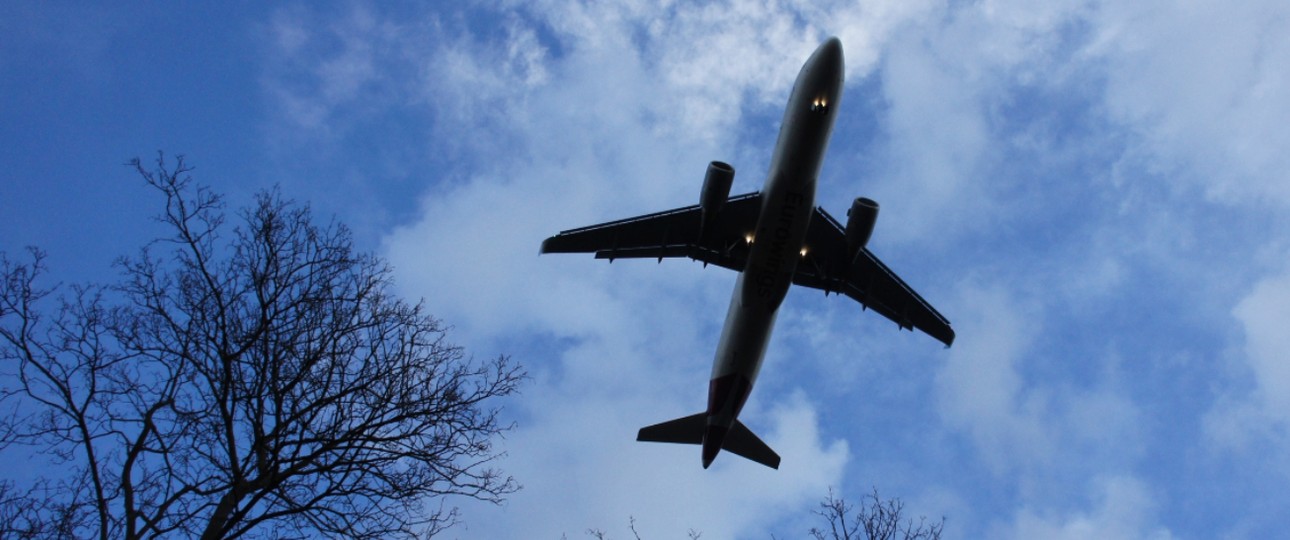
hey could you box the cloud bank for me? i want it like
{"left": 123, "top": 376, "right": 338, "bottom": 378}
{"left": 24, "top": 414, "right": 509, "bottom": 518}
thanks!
{"left": 259, "top": 0, "right": 1290, "bottom": 537}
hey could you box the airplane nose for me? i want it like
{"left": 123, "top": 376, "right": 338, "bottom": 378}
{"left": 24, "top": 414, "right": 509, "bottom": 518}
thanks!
{"left": 815, "top": 37, "right": 844, "bottom": 76}
{"left": 820, "top": 37, "right": 842, "bottom": 58}
{"left": 798, "top": 37, "right": 844, "bottom": 92}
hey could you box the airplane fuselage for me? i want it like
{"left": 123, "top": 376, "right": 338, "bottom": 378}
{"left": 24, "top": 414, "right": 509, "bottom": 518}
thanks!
{"left": 702, "top": 38, "right": 844, "bottom": 467}
{"left": 541, "top": 37, "right": 952, "bottom": 469}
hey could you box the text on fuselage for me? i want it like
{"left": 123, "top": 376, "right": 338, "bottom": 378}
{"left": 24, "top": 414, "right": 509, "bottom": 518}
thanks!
{"left": 755, "top": 190, "right": 805, "bottom": 299}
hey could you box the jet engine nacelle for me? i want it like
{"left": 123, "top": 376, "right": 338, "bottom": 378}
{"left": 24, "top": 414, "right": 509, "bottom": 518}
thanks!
{"left": 700, "top": 161, "right": 735, "bottom": 235}
{"left": 845, "top": 197, "right": 879, "bottom": 258}
{"left": 701, "top": 161, "right": 735, "bottom": 215}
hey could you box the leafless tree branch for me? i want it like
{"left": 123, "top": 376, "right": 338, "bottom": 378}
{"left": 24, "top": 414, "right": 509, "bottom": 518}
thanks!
{"left": 809, "top": 488, "right": 944, "bottom": 540}
{"left": 0, "top": 154, "right": 524, "bottom": 539}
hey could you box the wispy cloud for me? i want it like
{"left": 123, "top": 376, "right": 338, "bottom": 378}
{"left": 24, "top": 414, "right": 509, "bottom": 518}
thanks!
{"left": 1089, "top": 0, "right": 1290, "bottom": 206}
{"left": 378, "top": 3, "right": 866, "bottom": 536}
{"left": 998, "top": 476, "right": 1173, "bottom": 540}
{"left": 254, "top": 0, "right": 1290, "bottom": 536}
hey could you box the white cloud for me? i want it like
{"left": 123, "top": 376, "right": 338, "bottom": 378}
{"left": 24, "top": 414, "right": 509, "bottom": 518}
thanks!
{"left": 1206, "top": 264, "right": 1290, "bottom": 470}
{"left": 259, "top": 0, "right": 1290, "bottom": 537}
{"left": 874, "top": 32, "right": 995, "bottom": 241}
{"left": 1087, "top": 0, "right": 1290, "bottom": 206}
{"left": 378, "top": 2, "right": 892, "bottom": 536}
{"left": 998, "top": 476, "right": 1173, "bottom": 540}
{"left": 264, "top": 4, "right": 396, "bottom": 133}
{"left": 935, "top": 284, "right": 1055, "bottom": 473}
{"left": 836, "top": 0, "right": 1098, "bottom": 243}
{"left": 1232, "top": 268, "right": 1290, "bottom": 417}
{"left": 456, "top": 390, "right": 846, "bottom": 538}
{"left": 933, "top": 280, "right": 1151, "bottom": 495}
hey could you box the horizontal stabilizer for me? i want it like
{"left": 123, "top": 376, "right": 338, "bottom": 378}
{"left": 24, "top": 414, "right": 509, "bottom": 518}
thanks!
{"left": 637, "top": 413, "right": 706, "bottom": 444}
{"left": 724, "top": 420, "right": 781, "bottom": 469}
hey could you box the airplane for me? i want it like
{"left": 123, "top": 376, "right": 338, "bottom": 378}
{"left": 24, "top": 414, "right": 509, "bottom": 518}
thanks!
{"left": 539, "top": 37, "right": 954, "bottom": 469}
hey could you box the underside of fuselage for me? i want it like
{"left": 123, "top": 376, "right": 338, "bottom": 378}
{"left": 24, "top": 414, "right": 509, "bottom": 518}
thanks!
{"left": 696, "top": 37, "right": 844, "bottom": 468}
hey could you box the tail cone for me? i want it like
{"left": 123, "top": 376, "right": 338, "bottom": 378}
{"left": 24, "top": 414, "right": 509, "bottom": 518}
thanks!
{"left": 702, "top": 423, "right": 728, "bottom": 468}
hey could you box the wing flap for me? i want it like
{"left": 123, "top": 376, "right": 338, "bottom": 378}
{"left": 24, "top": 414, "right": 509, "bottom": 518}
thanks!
{"left": 594, "top": 245, "right": 748, "bottom": 271}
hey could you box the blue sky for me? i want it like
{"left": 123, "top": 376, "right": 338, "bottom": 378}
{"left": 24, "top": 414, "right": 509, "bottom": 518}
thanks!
{"left": 3, "top": 1, "right": 1290, "bottom": 538}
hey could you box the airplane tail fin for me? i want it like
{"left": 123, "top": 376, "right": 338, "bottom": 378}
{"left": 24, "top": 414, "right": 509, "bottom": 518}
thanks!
{"left": 725, "top": 419, "right": 781, "bottom": 469}
{"left": 637, "top": 413, "right": 781, "bottom": 469}
{"left": 637, "top": 413, "right": 706, "bottom": 444}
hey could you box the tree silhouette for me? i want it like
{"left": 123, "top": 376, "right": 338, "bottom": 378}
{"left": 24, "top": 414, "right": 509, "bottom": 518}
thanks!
{"left": 578, "top": 488, "right": 942, "bottom": 540}
{"left": 0, "top": 155, "right": 523, "bottom": 539}
{"left": 808, "top": 488, "right": 943, "bottom": 540}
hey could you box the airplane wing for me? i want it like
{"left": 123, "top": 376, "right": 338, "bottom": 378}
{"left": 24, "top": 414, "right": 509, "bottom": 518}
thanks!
{"left": 794, "top": 207, "right": 956, "bottom": 346}
{"left": 540, "top": 192, "right": 763, "bottom": 272}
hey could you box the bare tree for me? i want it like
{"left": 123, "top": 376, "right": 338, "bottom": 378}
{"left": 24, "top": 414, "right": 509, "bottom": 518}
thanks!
{"left": 808, "top": 488, "right": 944, "bottom": 540}
{"left": 580, "top": 488, "right": 938, "bottom": 540}
{"left": 581, "top": 517, "right": 701, "bottom": 540}
{"left": 0, "top": 155, "right": 524, "bottom": 539}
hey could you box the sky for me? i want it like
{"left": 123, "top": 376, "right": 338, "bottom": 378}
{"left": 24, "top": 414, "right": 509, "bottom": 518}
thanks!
{"left": 2, "top": 1, "right": 1289, "bottom": 538}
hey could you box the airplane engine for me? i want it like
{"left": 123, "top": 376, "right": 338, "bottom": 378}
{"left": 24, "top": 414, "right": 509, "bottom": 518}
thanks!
{"left": 701, "top": 161, "right": 735, "bottom": 215}
{"left": 845, "top": 197, "right": 879, "bottom": 258}
{"left": 700, "top": 161, "right": 735, "bottom": 235}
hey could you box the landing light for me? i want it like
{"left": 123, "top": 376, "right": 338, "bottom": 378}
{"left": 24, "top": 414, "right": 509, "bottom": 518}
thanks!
{"left": 800, "top": 247, "right": 808, "bottom": 257}
{"left": 745, "top": 233, "right": 755, "bottom": 244}
{"left": 811, "top": 97, "right": 829, "bottom": 112}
